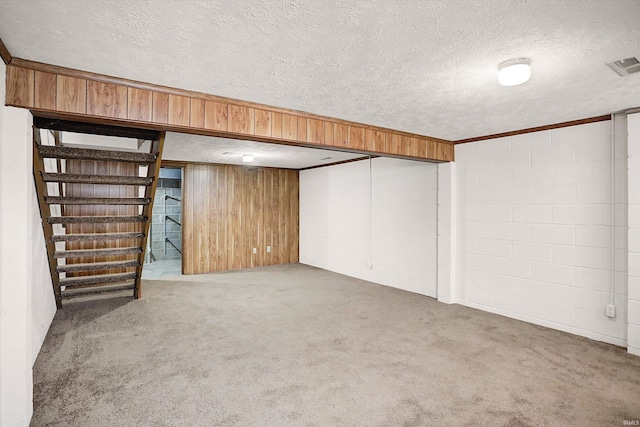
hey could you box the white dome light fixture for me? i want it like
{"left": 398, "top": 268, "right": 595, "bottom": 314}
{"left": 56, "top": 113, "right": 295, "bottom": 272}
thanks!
{"left": 242, "top": 154, "right": 254, "bottom": 162}
{"left": 498, "top": 58, "right": 531, "bottom": 86}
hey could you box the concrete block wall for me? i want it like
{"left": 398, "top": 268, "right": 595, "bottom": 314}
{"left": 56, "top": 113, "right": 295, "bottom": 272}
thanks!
{"left": 628, "top": 113, "right": 640, "bottom": 356}
{"left": 454, "top": 120, "right": 629, "bottom": 346}
{"left": 149, "top": 186, "right": 182, "bottom": 260}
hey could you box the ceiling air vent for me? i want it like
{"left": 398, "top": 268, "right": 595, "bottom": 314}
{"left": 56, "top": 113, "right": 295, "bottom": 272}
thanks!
{"left": 607, "top": 57, "right": 640, "bottom": 76}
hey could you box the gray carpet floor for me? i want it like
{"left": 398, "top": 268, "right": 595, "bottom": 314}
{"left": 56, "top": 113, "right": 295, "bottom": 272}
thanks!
{"left": 32, "top": 264, "right": 640, "bottom": 426}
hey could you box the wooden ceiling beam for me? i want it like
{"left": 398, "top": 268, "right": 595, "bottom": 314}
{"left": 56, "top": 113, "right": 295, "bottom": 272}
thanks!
{"left": 5, "top": 59, "right": 454, "bottom": 163}
{"left": 0, "top": 38, "right": 12, "bottom": 65}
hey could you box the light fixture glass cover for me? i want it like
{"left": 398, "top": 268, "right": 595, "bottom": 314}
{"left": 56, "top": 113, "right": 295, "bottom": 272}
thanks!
{"left": 498, "top": 58, "right": 531, "bottom": 86}
{"left": 242, "top": 154, "right": 254, "bottom": 162}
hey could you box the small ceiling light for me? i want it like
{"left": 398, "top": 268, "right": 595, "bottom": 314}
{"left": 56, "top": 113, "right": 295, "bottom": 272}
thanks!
{"left": 242, "top": 154, "right": 254, "bottom": 162}
{"left": 498, "top": 58, "right": 531, "bottom": 86}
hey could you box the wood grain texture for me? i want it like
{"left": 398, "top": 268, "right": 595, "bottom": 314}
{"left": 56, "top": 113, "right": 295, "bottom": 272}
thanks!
{"left": 255, "top": 109, "right": 272, "bottom": 137}
{"left": 324, "top": 120, "right": 334, "bottom": 145}
{"left": 87, "top": 81, "right": 127, "bottom": 118}
{"left": 56, "top": 75, "right": 86, "bottom": 114}
{"left": 8, "top": 58, "right": 455, "bottom": 162}
{"left": 35, "top": 71, "right": 56, "bottom": 110}
{"left": 190, "top": 98, "right": 205, "bottom": 128}
{"left": 454, "top": 115, "right": 611, "bottom": 144}
{"left": 297, "top": 117, "right": 307, "bottom": 143}
{"left": 271, "top": 112, "right": 283, "bottom": 138}
{"left": 152, "top": 92, "right": 169, "bottom": 124}
{"left": 349, "top": 126, "right": 365, "bottom": 150}
{"left": 182, "top": 163, "right": 299, "bottom": 274}
{"left": 168, "top": 95, "right": 190, "bottom": 126}
{"left": 334, "top": 124, "right": 348, "bottom": 147}
{"left": 6, "top": 66, "right": 34, "bottom": 107}
{"left": 282, "top": 114, "right": 297, "bottom": 140}
{"left": 307, "top": 119, "right": 324, "bottom": 144}
{"left": 127, "top": 88, "right": 152, "bottom": 122}
{"left": 229, "top": 105, "right": 255, "bottom": 134}
{"left": 204, "top": 101, "right": 228, "bottom": 131}
{"left": 0, "top": 38, "right": 12, "bottom": 64}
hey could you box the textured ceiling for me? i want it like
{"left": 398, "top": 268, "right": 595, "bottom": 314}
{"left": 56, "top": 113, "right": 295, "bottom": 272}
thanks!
{"left": 1, "top": 0, "right": 639, "bottom": 140}
{"left": 163, "top": 132, "right": 365, "bottom": 169}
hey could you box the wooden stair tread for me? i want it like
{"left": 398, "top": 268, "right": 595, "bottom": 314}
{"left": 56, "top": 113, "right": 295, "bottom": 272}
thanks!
{"left": 45, "top": 196, "right": 150, "bottom": 205}
{"left": 48, "top": 215, "right": 147, "bottom": 224}
{"left": 54, "top": 247, "right": 143, "bottom": 258}
{"left": 38, "top": 145, "right": 156, "bottom": 163}
{"left": 57, "top": 260, "right": 139, "bottom": 273}
{"left": 42, "top": 173, "right": 153, "bottom": 186}
{"left": 51, "top": 232, "right": 144, "bottom": 242}
{"left": 60, "top": 272, "right": 137, "bottom": 287}
{"left": 61, "top": 283, "right": 135, "bottom": 299}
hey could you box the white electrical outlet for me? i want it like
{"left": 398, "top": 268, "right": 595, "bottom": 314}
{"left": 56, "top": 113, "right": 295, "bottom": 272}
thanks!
{"left": 605, "top": 304, "right": 616, "bottom": 318}
{"left": 252, "top": 248, "right": 257, "bottom": 254}
{"left": 267, "top": 246, "right": 271, "bottom": 253}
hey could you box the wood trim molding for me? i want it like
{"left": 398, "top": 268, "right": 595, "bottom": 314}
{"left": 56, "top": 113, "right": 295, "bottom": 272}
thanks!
{"left": 5, "top": 58, "right": 454, "bottom": 162}
{"left": 454, "top": 115, "right": 611, "bottom": 144}
{"left": 0, "top": 38, "right": 11, "bottom": 65}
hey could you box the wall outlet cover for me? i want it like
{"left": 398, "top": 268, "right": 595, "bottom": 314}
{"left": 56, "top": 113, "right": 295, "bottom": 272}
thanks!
{"left": 605, "top": 304, "right": 616, "bottom": 318}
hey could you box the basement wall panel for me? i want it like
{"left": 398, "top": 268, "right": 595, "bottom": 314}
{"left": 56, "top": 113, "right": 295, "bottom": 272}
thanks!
{"left": 454, "top": 120, "right": 629, "bottom": 347}
{"left": 182, "top": 164, "right": 299, "bottom": 274}
{"left": 299, "top": 157, "right": 438, "bottom": 298}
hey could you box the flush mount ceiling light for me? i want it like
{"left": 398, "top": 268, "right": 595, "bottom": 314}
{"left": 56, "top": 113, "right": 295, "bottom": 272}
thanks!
{"left": 242, "top": 154, "right": 254, "bottom": 162}
{"left": 498, "top": 58, "right": 531, "bottom": 86}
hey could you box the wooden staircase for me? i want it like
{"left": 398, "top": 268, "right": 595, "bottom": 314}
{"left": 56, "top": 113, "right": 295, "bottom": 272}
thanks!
{"left": 32, "top": 126, "right": 164, "bottom": 308}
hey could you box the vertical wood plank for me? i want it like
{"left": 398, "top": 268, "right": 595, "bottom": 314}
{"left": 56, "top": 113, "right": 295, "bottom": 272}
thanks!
{"left": 229, "top": 105, "right": 255, "bottom": 134}
{"left": 5, "top": 66, "right": 34, "bottom": 107}
{"left": 387, "top": 133, "right": 402, "bottom": 154}
{"left": 208, "top": 165, "right": 218, "bottom": 272}
{"left": 127, "top": 88, "right": 152, "bottom": 121}
{"left": 349, "top": 126, "right": 365, "bottom": 150}
{"left": 168, "top": 94, "right": 190, "bottom": 126}
{"left": 297, "top": 117, "right": 307, "bottom": 143}
{"left": 307, "top": 119, "right": 324, "bottom": 144}
{"left": 426, "top": 140, "right": 437, "bottom": 158}
{"left": 204, "top": 101, "right": 229, "bottom": 131}
{"left": 282, "top": 114, "right": 297, "bottom": 140}
{"left": 373, "top": 131, "right": 386, "bottom": 153}
{"left": 87, "top": 81, "right": 127, "bottom": 118}
{"left": 152, "top": 92, "right": 169, "bottom": 124}
{"left": 271, "top": 112, "right": 283, "bottom": 138}
{"left": 190, "top": 98, "right": 205, "bottom": 128}
{"left": 255, "top": 109, "right": 272, "bottom": 137}
{"left": 415, "top": 139, "right": 428, "bottom": 158}
{"left": 323, "top": 121, "right": 334, "bottom": 145}
{"left": 56, "top": 75, "right": 86, "bottom": 114}
{"left": 334, "top": 124, "right": 348, "bottom": 147}
{"left": 218, "top": 166, "right": 228, "bottom": 271}
{"left": 401, "top": 136, "right": 415, "bottom": 157}
{"left": 34, "top": 71, "right": 56, "bottom": 110}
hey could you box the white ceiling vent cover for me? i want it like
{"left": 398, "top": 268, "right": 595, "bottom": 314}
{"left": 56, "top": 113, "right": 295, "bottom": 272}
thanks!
{"left": 607, "top": 57, "right": 640, "bottom": 76}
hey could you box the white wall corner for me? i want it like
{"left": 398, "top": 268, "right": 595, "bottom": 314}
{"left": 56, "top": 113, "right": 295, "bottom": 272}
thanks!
{"left": 627, "top": 112, "right": 640, "bottom": 357}
{"left": 438, "top": 162, "right": 457, "bottom": 304}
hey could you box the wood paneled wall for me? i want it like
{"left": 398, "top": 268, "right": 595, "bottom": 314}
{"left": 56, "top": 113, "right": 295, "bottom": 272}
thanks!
{"left": 183, "top": 164, "right": 299, "bottom": 274}
{"left": 5, "top": 60, "right": 454, "bottom": 162}
{"left": 65, "top": 160, "right": 141, "bottom": 276}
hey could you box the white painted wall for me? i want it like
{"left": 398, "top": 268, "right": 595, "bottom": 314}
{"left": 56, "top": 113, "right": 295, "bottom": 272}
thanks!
{"left": 628, "top": 113, "right": 640, "bottom": 356}
{"left": 453, "top": 120, "right": 629, "bottom": 347}
{"left": 0, "top": 60, "right": 56, "bottom": 426}
{"left": 300, "top": 157, "right": 438, "bottom": 297}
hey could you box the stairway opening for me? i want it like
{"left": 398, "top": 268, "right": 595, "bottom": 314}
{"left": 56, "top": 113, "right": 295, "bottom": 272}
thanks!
{"left": 143, "top": 167, "right": 183, "bottom": 279}
{"left": 32, "top": 117, "right": 163, "bottom": 307}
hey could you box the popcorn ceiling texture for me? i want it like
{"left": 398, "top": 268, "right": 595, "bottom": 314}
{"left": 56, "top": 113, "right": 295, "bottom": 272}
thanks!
{"left": 0, "top": 0, "right": 639, "bottom": 140}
